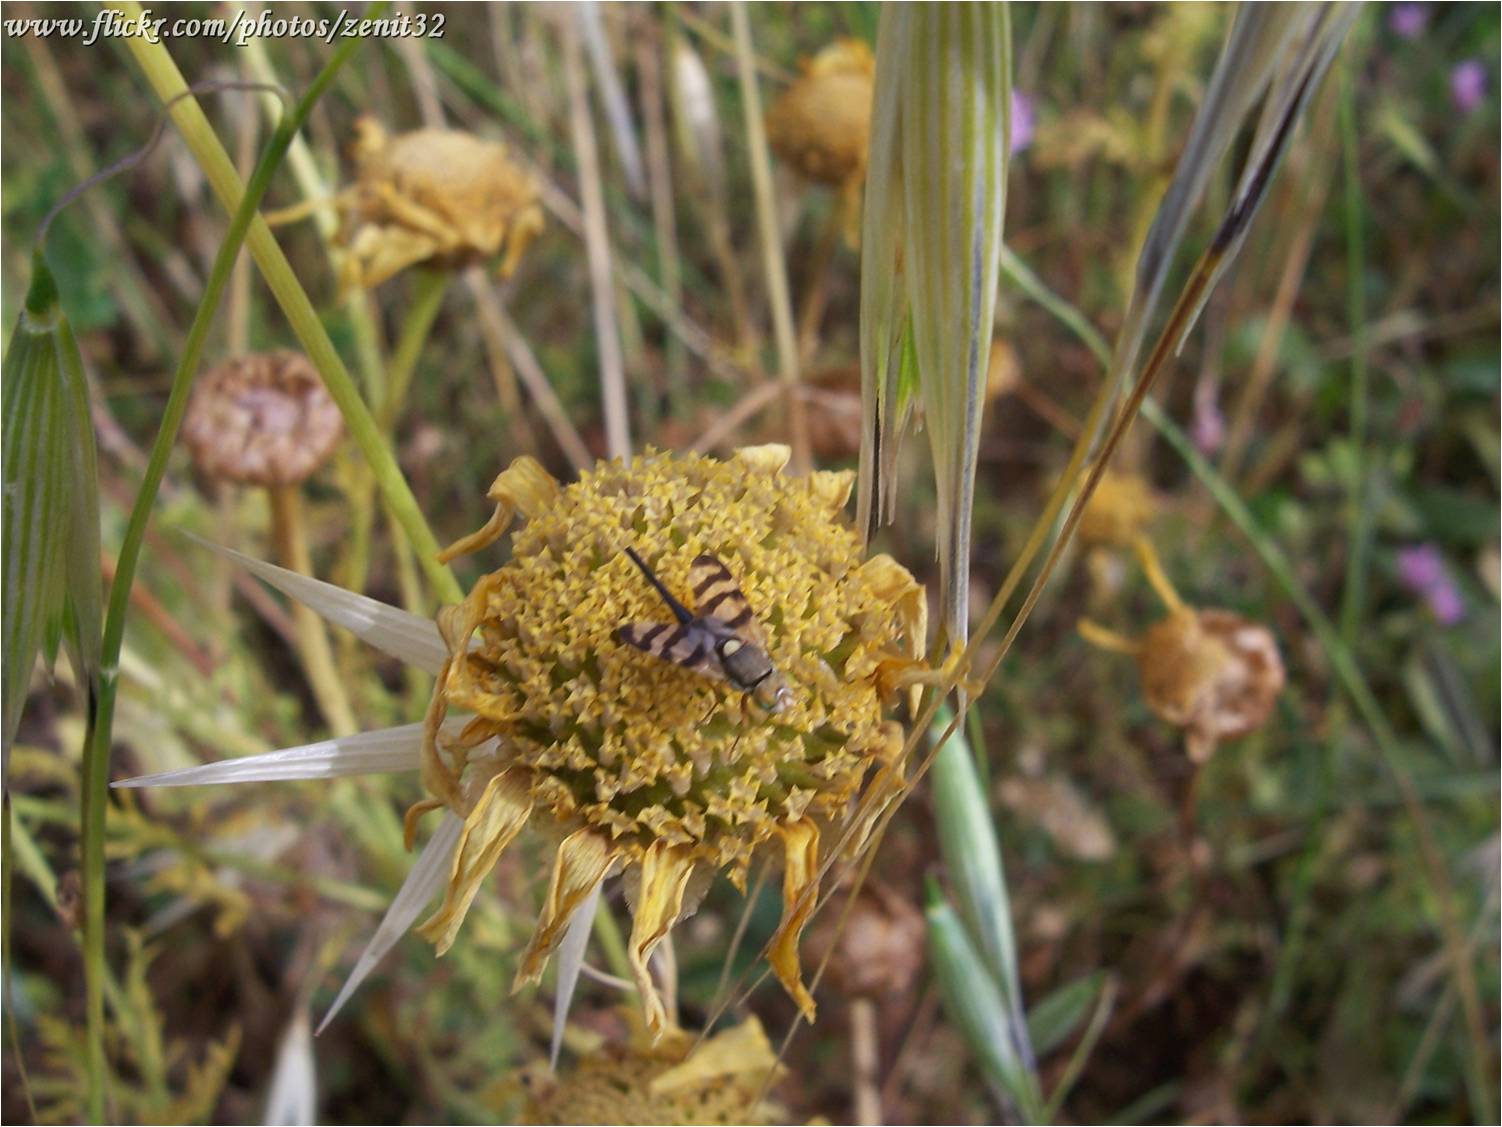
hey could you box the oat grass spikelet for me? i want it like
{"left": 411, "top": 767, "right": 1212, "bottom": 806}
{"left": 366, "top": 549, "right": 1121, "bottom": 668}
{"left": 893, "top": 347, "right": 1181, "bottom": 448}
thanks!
{"left": 419, "top": 446, "right": 925, "bottom": 1032}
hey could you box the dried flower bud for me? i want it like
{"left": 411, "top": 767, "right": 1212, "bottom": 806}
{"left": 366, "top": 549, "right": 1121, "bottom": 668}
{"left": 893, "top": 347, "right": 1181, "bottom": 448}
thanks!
{"left": 1077, "top": 469, "right": 1155, "bottom": 549}
{"left": 1137, "top": 607, "right": 1285, "bottom": 762}
{"left": 766, "top": 39, "right": 874, "bottom": 189}
{"left": 337, "top": 117, "right": 544, "bottom": 290}
{"left": 1080, "top": 538, "right": 1285, "bottom": 762}
{"left": 804, "top": 881, "right": 926, "bottom": 999}
{"left": 183, "top": 351, "right": 344, "bottom": 487}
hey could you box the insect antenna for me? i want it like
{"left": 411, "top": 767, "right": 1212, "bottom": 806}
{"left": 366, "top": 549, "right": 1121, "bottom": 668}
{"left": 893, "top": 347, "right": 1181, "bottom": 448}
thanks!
{"left": 623, "top": 547, "right": 694, "bottom": 624}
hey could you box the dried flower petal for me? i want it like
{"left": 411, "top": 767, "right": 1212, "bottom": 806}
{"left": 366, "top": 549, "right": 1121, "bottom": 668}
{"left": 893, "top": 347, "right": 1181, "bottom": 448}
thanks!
{"left": 337, "top": 117, "right": 544, "bottom": 290}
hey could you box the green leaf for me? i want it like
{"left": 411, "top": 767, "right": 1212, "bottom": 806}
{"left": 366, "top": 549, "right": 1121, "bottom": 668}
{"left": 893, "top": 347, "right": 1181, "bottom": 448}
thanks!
{"left": 1026, "top": 970, "right": 1105, "bottom": 1056}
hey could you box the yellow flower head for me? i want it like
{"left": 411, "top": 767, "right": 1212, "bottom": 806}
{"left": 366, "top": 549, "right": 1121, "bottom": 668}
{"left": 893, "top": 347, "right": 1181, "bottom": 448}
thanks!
{"left": 516, "top": 1015, "right": 784, "bottom": 1125}
{"left": 415, "top": 446, "right": 925, "bottom": 1033}
{"left": 335, "top": 116, "right": 544, "bottom": 291}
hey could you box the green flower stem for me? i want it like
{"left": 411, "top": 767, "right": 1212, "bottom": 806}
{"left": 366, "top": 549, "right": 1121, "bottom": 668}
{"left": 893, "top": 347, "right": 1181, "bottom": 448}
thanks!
{"left": 79, "top": 23, "right": 374, "bottom": 1121}
{"left": 111, "top": 2, "right": 463, "bottom": 607}
{"left": 340, "top": 269, "right": 449, "bottom": 630}
{"left": 379, "top": 269, "right": 449, "bottom": 431}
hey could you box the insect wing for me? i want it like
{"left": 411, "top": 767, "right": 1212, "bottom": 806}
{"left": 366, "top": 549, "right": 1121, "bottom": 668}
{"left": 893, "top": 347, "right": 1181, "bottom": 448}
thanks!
{"left": 616, "top": 620, "right": 723, "bottom": 679}
{"left": 687, "top": 554, "right": 765, "bottom": 645}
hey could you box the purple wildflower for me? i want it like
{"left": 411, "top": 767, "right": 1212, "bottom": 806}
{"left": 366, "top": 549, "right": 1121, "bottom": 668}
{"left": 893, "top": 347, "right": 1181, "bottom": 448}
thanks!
{"left": 1397, "top": 543, "right": 1465, "bottom": 625}
{"left": 1388, "top": 2, "right": 1430, "bottom": 40}
{"left": 1451, "top": 59, "right": 1487, "bottom": 114}
{"left": 1397, "top": 544, "right": 1445, "bottom": 591}
{"left": 1191, "top": 385, "right": 1225, "bottom": 456}
{"left": 1011, "top": 90, "right": 1035, "bottom": 155}
{"left": 1426, "top": 581, "right": 1466, "bottom": 626}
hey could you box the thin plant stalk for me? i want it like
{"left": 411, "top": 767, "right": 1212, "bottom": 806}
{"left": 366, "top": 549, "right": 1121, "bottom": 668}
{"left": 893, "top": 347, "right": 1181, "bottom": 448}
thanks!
{"left": 78, "top": 25, "right": 373, "bottom": 1119}
{"left": 328, "top": 268, "right": 449, "bottom": 614}
{"left": 635, "top": 30, "right": 690, "bottom": 412}
{"left": 112, "top": 2, "right": 463, "bottom": 605}
{"left": 269, "top": 485, "right": 359, "bottom": 736}
{"left": 377, "top": 36, "right": 548, "bottom": 465}
{"left": 1336, "top": 62, "right": 1372, "bottom": 646}
{"left": 795, "top": 204, "right": 845, "bottom": 366}
{"left": 562, "top": 12, "right": 632, "bottom": 461}
{"left": 729, "top": 2, "right": 811, "bottom": 471}
{"left": 378, "top": 271, "right": 447, "bottom": 432}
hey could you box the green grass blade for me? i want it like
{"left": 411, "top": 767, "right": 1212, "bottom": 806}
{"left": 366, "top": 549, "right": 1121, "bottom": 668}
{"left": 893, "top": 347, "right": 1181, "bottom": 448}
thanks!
{"left": 78, "top": 18, "right": 378, "bottom": 1119}
{"left": 53, "top": 300, "right": 102, "bottom": 689}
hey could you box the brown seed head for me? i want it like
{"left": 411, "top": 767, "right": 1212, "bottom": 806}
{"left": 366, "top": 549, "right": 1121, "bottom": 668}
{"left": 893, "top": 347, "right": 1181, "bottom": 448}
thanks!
{"left": 766, "top": 39, "right": 875, "bottom": 188}
{"left": 1137, "top": 608, "right": 1286, "bottom": 762}
{"left": 182, "top": 351, "right": 344, "bottom": 487}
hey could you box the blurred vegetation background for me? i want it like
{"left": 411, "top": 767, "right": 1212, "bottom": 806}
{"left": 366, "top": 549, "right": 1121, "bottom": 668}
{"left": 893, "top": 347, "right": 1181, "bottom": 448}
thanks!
{"left": 2, "top": 2, "right": 1497, "bottom": 1123}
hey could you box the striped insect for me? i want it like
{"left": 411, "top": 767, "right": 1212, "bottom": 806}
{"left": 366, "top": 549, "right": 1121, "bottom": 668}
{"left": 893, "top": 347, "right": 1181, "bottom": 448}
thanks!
{"left": 616, "top": 547, "right": 794, "bottom": 714}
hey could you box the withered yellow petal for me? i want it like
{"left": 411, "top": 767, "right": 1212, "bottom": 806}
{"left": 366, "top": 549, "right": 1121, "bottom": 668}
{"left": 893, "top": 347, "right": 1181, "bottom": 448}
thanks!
{"left": 627, "top": 842, "right": 696, "bottom": 1038}
{"left": 438, "top": 456, "right": 561, "bottom": 562}
{"left": 768, "top": 818, "right": 820, "bottom": 1022}
{"left": 858, "top": 553, "right": 928, "bottom": 662}
{"left": 417, "top": 769, "right": 533, "bottom": 954}
{"left": 513, "top": 829, "right": 615, "bottom": 989}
